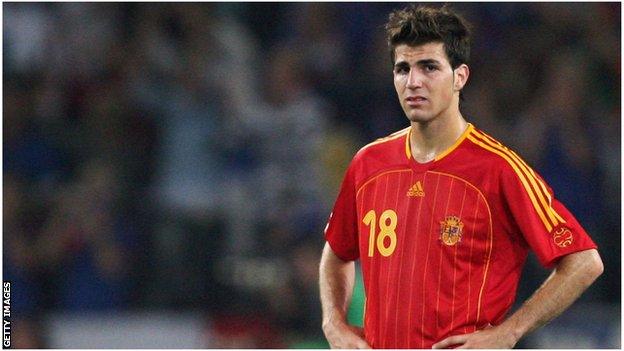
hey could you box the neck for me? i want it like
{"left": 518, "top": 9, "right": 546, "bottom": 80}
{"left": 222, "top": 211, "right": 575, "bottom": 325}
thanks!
{"left": 409, "top": 110, "right": 468, "bottom": 163}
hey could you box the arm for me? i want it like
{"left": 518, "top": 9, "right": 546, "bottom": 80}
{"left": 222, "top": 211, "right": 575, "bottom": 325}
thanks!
{"left": 433, "top": 248, "right": 603, "bottom": 349}
{"left": 319, "top": 242, "right": 370, "bottom": 349}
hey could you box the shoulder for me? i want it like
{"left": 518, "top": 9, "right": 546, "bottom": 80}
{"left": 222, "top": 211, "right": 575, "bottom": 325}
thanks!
{"left": 465, "top": 127, "right": 525, "bottom": 171}
{"left": 344, "top": 126, "right": 411, "bottom": 186}
{"left": 464, "top": 126, "right": 537, "bottom": 183}
{"left": 353, "top": 126, "right": 411, "bottom": 163}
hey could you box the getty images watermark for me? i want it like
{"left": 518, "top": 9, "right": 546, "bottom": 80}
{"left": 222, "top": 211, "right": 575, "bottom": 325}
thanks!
{"left": 3, "top": 282, "right": 10, "bottom": 349}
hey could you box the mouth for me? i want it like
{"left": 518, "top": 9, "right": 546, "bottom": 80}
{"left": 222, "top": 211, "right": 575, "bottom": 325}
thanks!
{"left": 405, "top": 96, "right": 427, "bottom": 106}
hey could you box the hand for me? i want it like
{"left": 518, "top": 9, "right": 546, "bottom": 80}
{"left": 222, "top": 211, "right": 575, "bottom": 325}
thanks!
{"left": 431, "top": 324, "right": 518, "bottom": 349}
{"left": 323, "top": 321, "right": 371, "bottom": 349}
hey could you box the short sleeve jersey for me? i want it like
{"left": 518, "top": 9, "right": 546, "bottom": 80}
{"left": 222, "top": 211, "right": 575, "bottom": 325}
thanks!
{"left": 324, "top": 124, "right": 597, "bottom": 349}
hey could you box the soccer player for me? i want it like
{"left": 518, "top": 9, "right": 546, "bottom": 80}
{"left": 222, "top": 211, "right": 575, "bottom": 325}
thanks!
{"left": 319, "top": 5, "right": 603, "bottom": 349}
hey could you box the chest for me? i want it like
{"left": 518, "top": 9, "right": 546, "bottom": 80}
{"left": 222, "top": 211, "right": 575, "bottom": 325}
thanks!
{"left": 355, "top": 169, "right": 492, "bottom": 262}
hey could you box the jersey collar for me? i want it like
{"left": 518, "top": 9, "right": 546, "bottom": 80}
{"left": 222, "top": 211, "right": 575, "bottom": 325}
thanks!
{"left": 405, "top": 123, "right": 474, "bottom": 162}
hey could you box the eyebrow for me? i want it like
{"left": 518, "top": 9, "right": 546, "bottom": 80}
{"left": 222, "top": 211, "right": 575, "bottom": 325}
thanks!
{"left": 416, "top": 59, "right": 441, "bottom": 66}
{"left": 394, "top": 59, "right": 442, "bottom": 68}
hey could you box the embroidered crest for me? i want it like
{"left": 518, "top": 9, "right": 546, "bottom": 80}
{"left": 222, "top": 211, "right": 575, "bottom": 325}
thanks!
{"left": 440, "top": 216, "right": 464, "bottom": 246}
{"left": 553, "top": 226, "right": 573, "bottom": 248}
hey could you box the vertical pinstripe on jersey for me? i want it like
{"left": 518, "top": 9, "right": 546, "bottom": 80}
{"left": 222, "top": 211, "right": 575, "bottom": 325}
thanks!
{"left": 362, "top": 171, "right": 381, "bottom": 347}
{"left": 413, "top": 174, "right": 441, "bottom": 348}
{"left": 356, "top": 169, "right": 412, "bottom": 347}
{"left": 450, "top": 186, "right": 469, "bottom": 331}
{"left": 358, "top": 177, "right": 369, "bottom": 339}
{"left": 465, "top": 200, "right": 480, "bottom": 334}
{"left": 356, "top": 170, "right": 412, "bottom": 198}
{"left": 395, "top": 171, "right": 419, "bottom": 347}
{"left": 381, "top": 172, "right": 403, "bottom": 347}
{"left": 355, "top": 165, "right": 495, "bottom": 347}
{"left": 376, "top": 175, "right": 390, "bottom": 344}
{"left": 429, "top": 170, "right": 493, "bottom": 335}
{"left": 339, "top": 123, "right": 585, "bottom": 347}
{"left": 435, "top": 178, "right": 455, "bottom": 332}
{"left": 475, "top": 194, "right": 493, "bottom": 324}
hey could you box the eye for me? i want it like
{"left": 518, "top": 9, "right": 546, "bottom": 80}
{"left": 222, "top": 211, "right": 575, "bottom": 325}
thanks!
{"left": 424, "top": 64, "right": 438, "bottom": 72}
{"left": 394, "top": 65, "right": 409, "bottom": 74}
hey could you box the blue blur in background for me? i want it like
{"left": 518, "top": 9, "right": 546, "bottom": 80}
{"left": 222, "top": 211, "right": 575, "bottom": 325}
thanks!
{"left": 3, "top": 2, "right": 620, "bottom": 348}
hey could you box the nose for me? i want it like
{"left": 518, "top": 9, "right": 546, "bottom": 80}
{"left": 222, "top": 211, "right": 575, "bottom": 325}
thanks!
{"left": 406, "top": 69, "right": 422, "bottom": 89}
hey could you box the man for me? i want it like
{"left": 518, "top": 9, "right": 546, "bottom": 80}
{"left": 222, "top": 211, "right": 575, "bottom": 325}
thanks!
{"left": 319, "top": 4, "right": 603, "bottom": 349}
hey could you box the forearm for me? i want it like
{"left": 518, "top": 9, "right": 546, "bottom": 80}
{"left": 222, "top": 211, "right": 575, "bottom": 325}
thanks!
{"left": 498, "top": 249, "right": 604, "bottom": 343}
{"left": 319, "top": 243, "right": 371, "bottom": 349}
{"left": 319, "top": 242, "right": 356, "bottom": 330}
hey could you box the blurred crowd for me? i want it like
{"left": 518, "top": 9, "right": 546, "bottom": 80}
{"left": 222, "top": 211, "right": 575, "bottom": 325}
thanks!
{"left": 3, "top": 2, "right": 620, "bottom": 348}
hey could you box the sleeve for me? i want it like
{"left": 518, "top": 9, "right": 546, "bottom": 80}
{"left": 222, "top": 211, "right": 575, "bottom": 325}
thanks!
{"left": 324, "top": 160, "right": 360, "bottom": 261}
{"left": 499, "top": 164, "right": 597, "bottom": 268}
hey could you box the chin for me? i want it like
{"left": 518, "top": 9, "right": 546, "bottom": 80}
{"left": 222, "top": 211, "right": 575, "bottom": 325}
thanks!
{"left": 406, "top": 111, "right": 436, "bottom": 124}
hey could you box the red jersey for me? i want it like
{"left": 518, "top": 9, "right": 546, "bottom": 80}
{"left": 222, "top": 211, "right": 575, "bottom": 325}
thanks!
{"left": 324, "top": 123, "right": 597, "bottom": 349}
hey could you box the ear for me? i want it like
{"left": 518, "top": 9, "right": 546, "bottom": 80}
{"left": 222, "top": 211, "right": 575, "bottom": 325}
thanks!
{"left": 453, "top": 64, "right": 470, "bottom": 91}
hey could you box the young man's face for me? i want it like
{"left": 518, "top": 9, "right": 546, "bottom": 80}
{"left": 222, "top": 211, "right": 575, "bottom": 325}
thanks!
{"left": 393, "top": 42, "right": 464, "bottom": 124}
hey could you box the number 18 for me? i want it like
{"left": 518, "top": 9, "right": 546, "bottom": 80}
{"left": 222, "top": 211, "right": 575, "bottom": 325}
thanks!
{"left": 363, "top": 209, "right": 398, "bottom": 257}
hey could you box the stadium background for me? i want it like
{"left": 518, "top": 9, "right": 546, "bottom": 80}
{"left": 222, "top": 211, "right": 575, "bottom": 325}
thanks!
{"left": 3, "top": 2, "right": 620, "bottom": 348}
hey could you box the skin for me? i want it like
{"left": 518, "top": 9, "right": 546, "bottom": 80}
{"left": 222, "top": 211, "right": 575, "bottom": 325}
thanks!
{"left": 320, "top": 41, "right": 604, "bottom": 349}
{"left": 393, "top": 42, "right": 469, "bottom": 163}
{"left": 320, "top": 243, "right": 370, "bottom": 348}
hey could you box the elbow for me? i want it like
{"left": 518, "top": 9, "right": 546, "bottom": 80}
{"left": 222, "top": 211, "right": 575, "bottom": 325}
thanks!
{"left": 561, "top": 249, "right": 604, "bottom": 286}
{"left": 590, "top": 250, "right": 604, "bottom": 279}
{"left": 584, "top": 249, "right": 604, "bottom": 283}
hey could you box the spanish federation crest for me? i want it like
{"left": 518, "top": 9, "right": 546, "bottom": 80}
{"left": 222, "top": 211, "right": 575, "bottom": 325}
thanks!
{"left": 440, "top": 216, "right": 464, "bottom": 246}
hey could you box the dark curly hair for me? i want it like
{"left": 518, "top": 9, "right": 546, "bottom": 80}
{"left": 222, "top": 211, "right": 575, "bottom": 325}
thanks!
{"left": 385, "top": 4, "right": 472, "bottom": 69}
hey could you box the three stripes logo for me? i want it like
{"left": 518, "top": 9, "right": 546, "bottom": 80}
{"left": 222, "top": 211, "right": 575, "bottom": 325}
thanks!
{"left": 466, "top": 128, "right": 566, "bottom": 233}
{"left": 407, "top": 181, "right": 425, "bottom": 197}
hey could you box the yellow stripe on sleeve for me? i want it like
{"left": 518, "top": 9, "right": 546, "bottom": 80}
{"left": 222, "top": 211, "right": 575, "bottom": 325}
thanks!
{"left": 472, "top": 130, "right": 565, "bottom": 224}
{"left": 507, "top": 150, "right": 566, "bottom": 223}
{"left": 466, "top": 134, "right": 554, "bottom": 232}
{"left": 470, "top": 131, "right": 559, "bottom": 228}
{"left": 488, "top": 141, "right": 566, "bottom": 224}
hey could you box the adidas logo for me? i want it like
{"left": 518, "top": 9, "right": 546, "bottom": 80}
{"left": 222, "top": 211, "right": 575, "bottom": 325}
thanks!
{"left": 407, "top": 181, "right": 425, "bottom": 197}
